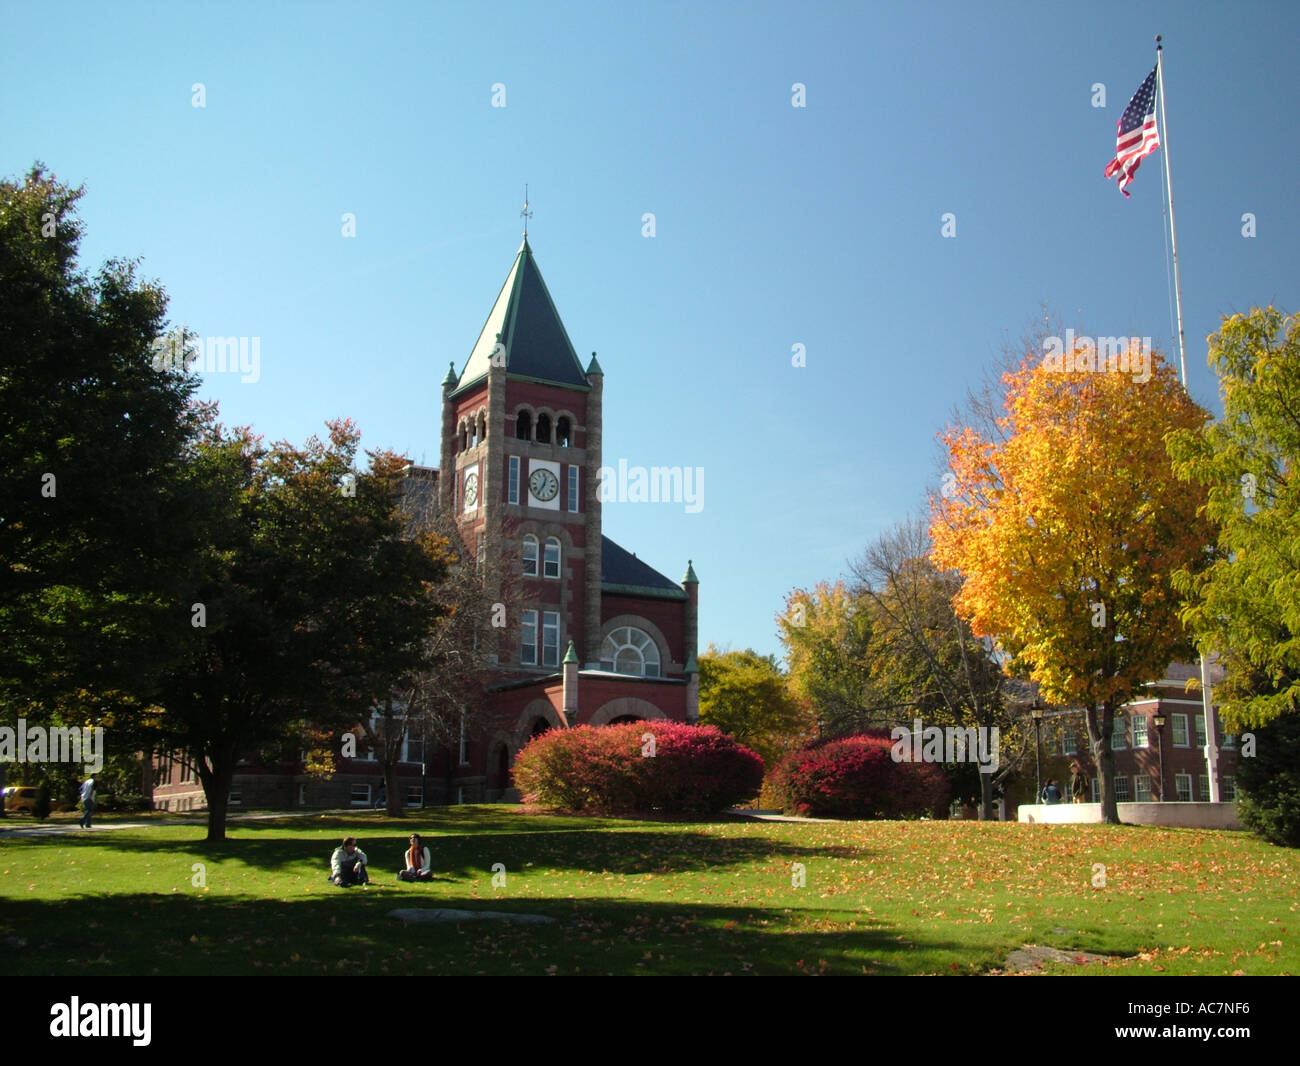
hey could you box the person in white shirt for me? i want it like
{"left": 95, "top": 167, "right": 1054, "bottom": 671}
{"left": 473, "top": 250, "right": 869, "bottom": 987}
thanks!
{"left": 78, "top": 776, "right": 95, "bottom": 829}
{"left": 329, "top": 836, "right": 369, "bottom": 886}
{"left": 397, "top": 833, "right": 433, "bottom": 882}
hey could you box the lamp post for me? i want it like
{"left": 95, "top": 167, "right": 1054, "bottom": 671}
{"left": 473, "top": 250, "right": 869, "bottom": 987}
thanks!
{"left": 1031, "top": 700, "right": 1044, "bottom": 804}
{"left": 1152, "top": 711, "right": 1166, "bottom": 802}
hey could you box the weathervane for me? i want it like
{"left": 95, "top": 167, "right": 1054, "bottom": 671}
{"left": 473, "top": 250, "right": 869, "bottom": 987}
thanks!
{"left": 521, "top": 184, "right": 533, "bottom": 238}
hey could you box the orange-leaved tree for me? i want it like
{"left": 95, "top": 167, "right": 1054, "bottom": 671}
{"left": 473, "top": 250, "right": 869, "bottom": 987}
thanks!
{"left": 929, "top": 340, "right": 1214, "bottom": 823}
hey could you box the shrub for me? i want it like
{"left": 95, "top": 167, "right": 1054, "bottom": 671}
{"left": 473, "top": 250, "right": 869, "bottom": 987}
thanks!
{"left": 1236, "top": 712, "right": 1300, "bottom": 848}
{"left": 512, "top": 721, "right": 764, "bottom": 814}
{"left": 767, "top": 732, "right": 950, "bottom": 819}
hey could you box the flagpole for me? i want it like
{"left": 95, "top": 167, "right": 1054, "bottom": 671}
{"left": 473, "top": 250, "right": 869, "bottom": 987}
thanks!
{"left": 1157, "top": 34, "right": 1221, "bottom": 803}
{"left": 1156, "top": 37, "right": 1188, "bottom": 387}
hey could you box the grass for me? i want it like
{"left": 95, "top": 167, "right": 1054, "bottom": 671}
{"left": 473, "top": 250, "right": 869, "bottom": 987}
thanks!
{"left": 1, "top": 807, "right": 1295, "bottom": 976}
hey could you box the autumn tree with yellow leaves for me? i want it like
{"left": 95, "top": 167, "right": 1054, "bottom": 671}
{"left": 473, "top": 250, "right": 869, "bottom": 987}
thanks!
{"left": 930, "top": 340, "right": 1214, "bottom": 823}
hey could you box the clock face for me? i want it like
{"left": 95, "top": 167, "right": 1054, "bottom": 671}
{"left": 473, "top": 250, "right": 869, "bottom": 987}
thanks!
{"left": 464, "top": 471, "right": 479, "bottom": 508}
{"left": 528, "top": 468, "right": 559, "bottom": 502}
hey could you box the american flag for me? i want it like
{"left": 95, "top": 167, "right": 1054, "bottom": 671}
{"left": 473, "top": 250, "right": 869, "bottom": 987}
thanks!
{"left": 1104, "top": 65, "right": 1161, "bottom": 197}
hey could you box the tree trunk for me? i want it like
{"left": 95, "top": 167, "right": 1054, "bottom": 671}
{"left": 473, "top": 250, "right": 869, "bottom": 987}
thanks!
{"left": 978, "top": 769, "right": 995, "bottom": 821}
{"left": 384, "top": 764, "right": 402, "bottom": 816}
{"left": 200, "top": 758, "right": 235, "bottom": 841}
{"left": 1085, "top": 702, "right": 1121, "bottom": 824}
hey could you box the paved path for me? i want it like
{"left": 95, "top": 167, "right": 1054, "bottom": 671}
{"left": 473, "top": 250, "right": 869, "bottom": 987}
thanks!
{"left": 0, "top": 809, "right": 327, "bottom": 838}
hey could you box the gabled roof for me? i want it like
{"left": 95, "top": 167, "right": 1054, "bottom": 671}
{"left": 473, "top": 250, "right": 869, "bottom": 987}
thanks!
{"left": 600, "top": 536, "right": 687, "bottom": 601}
{"left": 452, "top": 238, "right": 591, "bottom": 397}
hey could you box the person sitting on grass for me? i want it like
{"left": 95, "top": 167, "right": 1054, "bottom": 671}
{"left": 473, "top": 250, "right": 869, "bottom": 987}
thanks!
{"left": 329, "top": 836, "right": 370, "bottom": 887}
{"left": 397, "top": 833, "right": 433, "bottom": 882}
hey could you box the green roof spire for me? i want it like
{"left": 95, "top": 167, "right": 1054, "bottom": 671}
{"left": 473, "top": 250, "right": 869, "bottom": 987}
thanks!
{"left": 451, "top": 240, "right": 591, "bottom": 397}
{"left": 683, "top": 559, "right": 699, "bottom": 585}
{"left": 441, "top": 361, "right": 457, "bottom": 387}
{"left": 586, "top": 351, "right": 603, "bottom": 376}
{"left": 562, "top": 639, "right": 578, "bottom": 665}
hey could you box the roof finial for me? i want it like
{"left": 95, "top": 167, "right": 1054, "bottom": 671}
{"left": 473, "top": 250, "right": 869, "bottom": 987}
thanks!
{"left": 521, "top": 184, "right": 533, "bottom": 238}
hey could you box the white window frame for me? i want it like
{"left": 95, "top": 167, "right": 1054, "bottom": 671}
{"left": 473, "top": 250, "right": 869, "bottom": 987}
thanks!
{"left": 350, "top": 783, "right": 371, "bottom": 807}
{"left": 508, "top": 456, "right": 520, "bottom": 504}
{"left": 522, "top": 535, "right": 539, "bottom": 577}
{"left": 1061, "top": 729, "right": 1077, "bottom": 756}
{"left": 1222, "top": 776, "right": 1236, "bottom": 802}
{"left": 1090, "top": 778, "right": 1100, "bottom": 802}
{"left": 1114, "top": 775, "right": 1131, "bottom": 802}
{"left": 1198, "top": 774, "right": 1210, "bottom": 802}
{"left": 1175, "top": 772, "right": 1192, "bottom": 802}
{"left": 1134, "top": 775, "right": 1152, "bottom": 801}
{"left": 1111, "top": 716, "right": 1127, "bottom": 751}
{"left": 1131, "top": 715, "right": 1148, "bottom": 749}
{"left": 543, "top": 537, "right": 561, "bottom": 579}
{"left": 405, "top": 785, "right": 423, "bottom": 808}
{"left": 541, "top": 611, "right": 560, "bottom": 667}
{"left": 1194, "top": 714, "right": 1206, "bottom": 748}
{"left": 567, "top": 465, "right": 579, "bottom": 513}
{"left": 1172, "top": 713, "right": 1189, "bottom": 748}
{"left": 521, "top": 610, "right": 538, "bottom": 665}
{"left": 599, "top": 626, "right": 662, "bottom": 678}
{"left": 228, "top": 790, "right": 242, "bottom": 807}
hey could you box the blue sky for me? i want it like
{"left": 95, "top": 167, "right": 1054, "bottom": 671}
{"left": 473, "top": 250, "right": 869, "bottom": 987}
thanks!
{"left": 3, "top": 0, "right": 1297, "bottom": 661}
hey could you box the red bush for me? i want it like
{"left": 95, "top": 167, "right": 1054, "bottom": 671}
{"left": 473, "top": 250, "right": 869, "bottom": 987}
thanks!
{"left": 512, "top": 721, "right": 764, "bottom": 814}
{"left": 767, "top": 732, "right": 949, "bottom": 819}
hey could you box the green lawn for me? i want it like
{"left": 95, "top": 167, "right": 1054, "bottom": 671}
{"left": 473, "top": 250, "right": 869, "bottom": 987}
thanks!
{"left": 1, "top": 808, "right": 1294, "bottom": 975}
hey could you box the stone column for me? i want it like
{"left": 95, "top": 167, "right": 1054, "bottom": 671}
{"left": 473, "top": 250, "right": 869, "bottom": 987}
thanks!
{"left": 583, "top": 354, "right": 604, "bottom": 667}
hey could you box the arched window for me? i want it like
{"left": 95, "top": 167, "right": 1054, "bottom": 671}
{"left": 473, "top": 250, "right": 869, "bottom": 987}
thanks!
{"left": 600, "top": 626, "right": 661, "bottom": 678}
{"left": 543, "top": 537, "right": 561, "bottom": 579}
{"left": 522, "top": 534, "right": 539, "bottom": 577}
{"left": 459, "top": 423, "right": 468, "bottom": 451}
{"left": 556, "top": 417, "right": 571, "bottom": 447}
{"left": 516, "top": 411, "right": 532, "bottom": 440}
{"left": 477, "top": 412, "right": 487, "bottom": 444}
{"left": 536, "top": 413, "right": 551, "bottom": 444}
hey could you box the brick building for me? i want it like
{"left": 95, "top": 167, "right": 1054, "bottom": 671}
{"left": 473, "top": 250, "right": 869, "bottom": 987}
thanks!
{"left": 153, "top": 237, "right": 698, "bottom": 811}
{"left": 1015, "top": 659, "right": 1242, "bottom": 808}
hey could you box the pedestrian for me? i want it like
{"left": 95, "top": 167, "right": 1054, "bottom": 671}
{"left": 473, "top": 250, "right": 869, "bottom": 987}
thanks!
{"left": 329, "top": 836, "right": 370, "bottom": 886}
{"left": 1041, "top": 779, "right": 1061, "bottom": 804}
{"left": 1070, "top": 762, "right": 1090, "bottom": 803}
{"left": 78, "top": 775, "right": 96, "bottom": 828}
{"left": 397, "top": 833, "right": 433, "bottom": 882}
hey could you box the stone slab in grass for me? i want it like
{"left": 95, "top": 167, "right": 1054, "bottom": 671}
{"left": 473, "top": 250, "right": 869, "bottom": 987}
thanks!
{"left": 388, "top": 908, "right": 557, "bottom": 926}
{"left": 1001, "top": 944, "right": 1110, "bottom": 973}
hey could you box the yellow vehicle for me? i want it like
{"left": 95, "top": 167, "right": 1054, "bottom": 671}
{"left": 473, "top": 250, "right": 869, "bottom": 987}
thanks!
{"left": 1, "top": 786, "right": 40, "bottom": 813}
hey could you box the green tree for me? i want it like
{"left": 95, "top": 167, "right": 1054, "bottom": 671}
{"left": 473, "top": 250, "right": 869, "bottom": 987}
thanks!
{"left": 777, "top": 581, "right": 883, "bottom": 734}
{"left": 697, "top": 646, "right": 811, "bottom": 766}
{"left": 1169, "top": 307, "right": 1300, "bottom": 730}
{"left": 151, "top": 421, "right": 449, "bottom": 840}
{"left": 0, "top": 165, "right": 202, "bottom": 809}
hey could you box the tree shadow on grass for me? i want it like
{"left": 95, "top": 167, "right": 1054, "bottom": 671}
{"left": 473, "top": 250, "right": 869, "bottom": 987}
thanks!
{"left": 0, "top": 891, "right": 972, "bottom": 977}
{"left": 10, "top": 817, "right": 871, "bottom": 878}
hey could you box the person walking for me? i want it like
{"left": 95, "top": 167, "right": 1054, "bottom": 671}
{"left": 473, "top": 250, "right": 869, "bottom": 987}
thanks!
{"left": 1070, "top": 762, "right": 1090, "bottom": 803}
{"left": 78, "top": 775, "right": 96, "bottom": 828}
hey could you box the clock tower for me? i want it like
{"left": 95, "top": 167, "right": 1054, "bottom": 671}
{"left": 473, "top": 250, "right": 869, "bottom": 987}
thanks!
{"left": 439, "top": 236, "right": 606, "bottom": 673}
